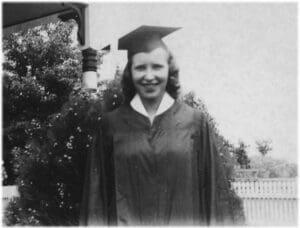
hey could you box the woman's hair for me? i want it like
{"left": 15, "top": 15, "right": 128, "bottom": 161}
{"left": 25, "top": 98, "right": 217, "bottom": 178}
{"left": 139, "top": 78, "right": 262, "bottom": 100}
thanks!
{"left": 121, "top": 49, "right": 181, "bottom": 103}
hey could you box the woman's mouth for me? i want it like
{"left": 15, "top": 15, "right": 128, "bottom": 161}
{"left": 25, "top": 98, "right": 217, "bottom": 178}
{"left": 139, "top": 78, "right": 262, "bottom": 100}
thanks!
{"left": 140, "top": 83, "right": 159, "bottom": 92}
{"left": 140, "top": 82, "right": 159, "bottom": 86}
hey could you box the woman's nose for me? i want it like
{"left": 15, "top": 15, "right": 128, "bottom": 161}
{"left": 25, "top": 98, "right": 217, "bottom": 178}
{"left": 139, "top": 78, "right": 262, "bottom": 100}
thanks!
{"left": 144, "top": 68, "right": 154, "bottom": 80}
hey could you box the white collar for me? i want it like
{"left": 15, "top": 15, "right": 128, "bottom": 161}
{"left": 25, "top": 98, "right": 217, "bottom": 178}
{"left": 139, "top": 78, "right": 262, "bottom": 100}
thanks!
{"left": 130, "top": 93, "right": 175, "bottom": 123}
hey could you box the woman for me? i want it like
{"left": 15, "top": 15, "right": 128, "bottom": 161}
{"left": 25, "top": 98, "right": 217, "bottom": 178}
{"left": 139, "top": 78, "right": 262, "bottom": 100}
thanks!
{"left": 80, "top": 25, "right": 238, "bottom": 226}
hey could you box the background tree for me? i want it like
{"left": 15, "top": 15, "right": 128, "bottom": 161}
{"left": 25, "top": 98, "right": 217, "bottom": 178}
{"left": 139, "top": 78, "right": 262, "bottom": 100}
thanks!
{"left": 256, "top": 139, "right": 272, "bottom": 157}
{"left": 235, "top": 141, "right": 251, "bottom": 169}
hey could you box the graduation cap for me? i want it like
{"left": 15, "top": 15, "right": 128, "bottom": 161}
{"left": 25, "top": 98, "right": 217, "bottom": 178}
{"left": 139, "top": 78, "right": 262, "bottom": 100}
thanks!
{"left": 118, "top": 25, "right": 180, "bottom": 58}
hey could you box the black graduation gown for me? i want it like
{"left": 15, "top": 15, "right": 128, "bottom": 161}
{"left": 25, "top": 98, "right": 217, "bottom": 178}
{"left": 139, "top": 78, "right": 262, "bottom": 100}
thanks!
{"left": 80, "top": 101, "right": 235, "bottom": 226}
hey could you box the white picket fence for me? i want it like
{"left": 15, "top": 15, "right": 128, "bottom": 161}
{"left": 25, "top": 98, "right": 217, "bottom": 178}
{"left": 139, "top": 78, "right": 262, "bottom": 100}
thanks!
{"left": 232, "top": 178, "right": 298, "bottom": 225}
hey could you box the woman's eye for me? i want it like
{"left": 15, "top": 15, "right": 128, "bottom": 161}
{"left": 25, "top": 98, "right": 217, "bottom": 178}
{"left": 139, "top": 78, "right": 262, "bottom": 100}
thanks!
{"left": 134, "top": 65, "right": 146, "bottom": 71}
{"left": 152, "top": 64, "right": 164, "bottom": 70}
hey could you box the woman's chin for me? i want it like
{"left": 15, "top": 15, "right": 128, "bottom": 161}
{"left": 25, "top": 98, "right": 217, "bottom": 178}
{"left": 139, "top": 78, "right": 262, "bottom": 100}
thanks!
{"left": 139, "top": 91, "right": 163, "bottom": 101}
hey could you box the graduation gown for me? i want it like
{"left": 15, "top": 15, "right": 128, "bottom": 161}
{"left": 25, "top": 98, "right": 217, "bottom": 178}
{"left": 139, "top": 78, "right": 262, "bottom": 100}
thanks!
{"left": 80, "top": 101, "right": 235, "bottom": 226}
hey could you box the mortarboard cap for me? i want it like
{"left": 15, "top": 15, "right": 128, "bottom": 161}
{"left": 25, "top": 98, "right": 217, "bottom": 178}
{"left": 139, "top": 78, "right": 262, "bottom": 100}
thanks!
{"left": 118, "top": 25, "right": 180, "bottom": 58}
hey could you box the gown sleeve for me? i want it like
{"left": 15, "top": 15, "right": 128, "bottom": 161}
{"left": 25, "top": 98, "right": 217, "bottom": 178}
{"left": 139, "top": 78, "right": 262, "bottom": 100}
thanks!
{"left": 195, "top": 111, "right": 245, "bottom": 225}
{"left": 79, "top": 114, "right": 117, "bottom": 226}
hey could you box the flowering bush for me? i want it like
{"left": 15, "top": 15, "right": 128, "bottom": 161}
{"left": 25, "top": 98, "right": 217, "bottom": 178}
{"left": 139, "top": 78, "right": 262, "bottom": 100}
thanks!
{"left": 4, "top": 78, "right": 124, "bottom": 225}
{"left": 4, "top": 86, "right": 121, "bottom": 225}
{"left": 3, "top": 21, "right": 80, "bottom": 185}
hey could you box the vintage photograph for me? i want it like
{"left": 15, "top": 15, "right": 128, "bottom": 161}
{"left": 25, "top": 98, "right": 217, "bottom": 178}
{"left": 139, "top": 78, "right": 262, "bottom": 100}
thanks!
{"left": 2, "top": 2, "right": 297, "bottom": 226}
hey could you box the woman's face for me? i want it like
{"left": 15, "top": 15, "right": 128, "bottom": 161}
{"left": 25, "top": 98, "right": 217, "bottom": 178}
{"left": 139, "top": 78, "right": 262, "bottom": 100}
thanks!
{"left": 131, "top": 47, "right": 169, "bottom": 102}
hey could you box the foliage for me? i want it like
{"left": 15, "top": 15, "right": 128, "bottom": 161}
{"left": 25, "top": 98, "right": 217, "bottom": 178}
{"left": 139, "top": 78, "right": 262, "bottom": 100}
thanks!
{"left": 4, "top": 78, "right": 125, "bottom": 225}
{"left": 235, "top": 141, "right": 251, "bottom": 169}
{"left": 249, "top": 156, "right": 297, "bottom": 178}
{"left": 255, "top": 140, "right": 272, "bottom": 157}
{"left": 3, "top": 21, "right": 80, "bottom": 78}
{"left": 2, "top": 20, "right": 122, "bottom": 225}
{"left": 4, "top": 90, "right": 102, "bottom": 225}
{"left": 3, "top": 21, "right": 81, "bottom": 185}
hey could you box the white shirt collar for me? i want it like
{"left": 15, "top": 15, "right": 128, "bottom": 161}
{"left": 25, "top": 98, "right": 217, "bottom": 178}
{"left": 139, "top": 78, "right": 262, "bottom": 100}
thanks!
{"left": 130, "top": 93, "right": 175, "bottom": 123}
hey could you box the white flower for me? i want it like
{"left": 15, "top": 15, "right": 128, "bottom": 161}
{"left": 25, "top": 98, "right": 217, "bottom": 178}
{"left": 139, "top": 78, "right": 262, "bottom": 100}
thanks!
{"left": 87, "top": 135, "right": 93, "bottom": 142}
{"left": 66, "top": 142, "right": 73, "bottom": 149}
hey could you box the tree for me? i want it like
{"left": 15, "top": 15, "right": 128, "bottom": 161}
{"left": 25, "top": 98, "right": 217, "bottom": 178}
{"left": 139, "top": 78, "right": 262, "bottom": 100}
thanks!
{"left": 256, "top": 139, "right": 272, "bottom": 157}
{"left": 235, "top": 141, "right": 251, "bottom": 169}
{"left": 3, "top": 21, "right": 81, "bottom": 185}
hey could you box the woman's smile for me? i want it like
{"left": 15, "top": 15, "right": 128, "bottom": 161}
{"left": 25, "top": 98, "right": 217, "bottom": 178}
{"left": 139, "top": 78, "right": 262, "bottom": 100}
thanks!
{"left": 140, "top": 81, "right": 161, "bottom": 90}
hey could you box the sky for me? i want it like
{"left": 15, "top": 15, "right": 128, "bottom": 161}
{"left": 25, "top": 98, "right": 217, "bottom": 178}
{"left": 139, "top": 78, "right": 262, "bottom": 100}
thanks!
{"left": 92, "top": 2, "right": 297, "bottom": 162}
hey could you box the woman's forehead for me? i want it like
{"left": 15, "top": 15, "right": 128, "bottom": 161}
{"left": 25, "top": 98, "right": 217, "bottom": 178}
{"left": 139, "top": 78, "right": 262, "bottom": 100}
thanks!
{"left": 131, "top": 47, "right": 169, "bottom": 64}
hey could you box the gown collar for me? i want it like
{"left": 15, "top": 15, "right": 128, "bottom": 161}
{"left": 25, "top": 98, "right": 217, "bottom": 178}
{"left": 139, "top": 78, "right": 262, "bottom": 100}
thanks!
{"left": 130, "top": 93, "right": 175, "bottom": 123}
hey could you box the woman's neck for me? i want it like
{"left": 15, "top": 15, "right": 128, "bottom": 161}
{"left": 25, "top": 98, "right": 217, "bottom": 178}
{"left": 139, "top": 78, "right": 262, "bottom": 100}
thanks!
{"left": 140, "top": 95, "right": 164, "bottom": 118}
